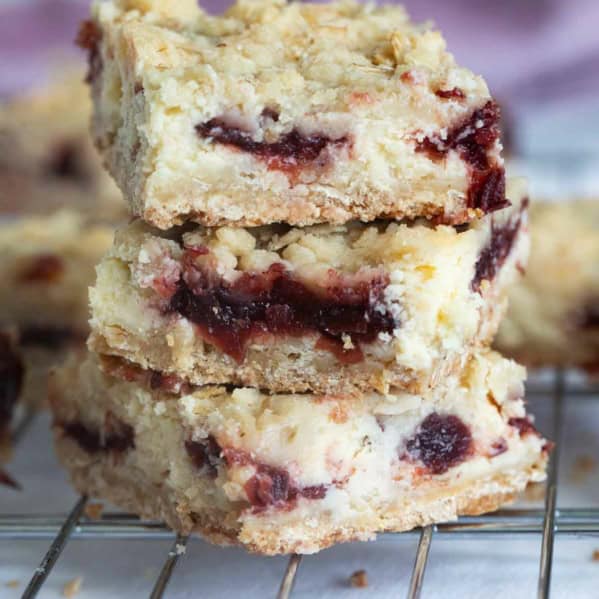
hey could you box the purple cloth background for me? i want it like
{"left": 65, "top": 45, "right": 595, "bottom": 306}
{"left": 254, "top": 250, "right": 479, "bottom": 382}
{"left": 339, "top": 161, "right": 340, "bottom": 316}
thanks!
{"left": 1, "top": 0, "right": 598, "bottom": 105}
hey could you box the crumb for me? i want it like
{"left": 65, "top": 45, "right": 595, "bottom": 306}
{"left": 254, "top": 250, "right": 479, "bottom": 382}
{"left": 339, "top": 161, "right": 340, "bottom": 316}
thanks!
{"left": 349, "top": 569, "right": 368, "bottom": 588}
{"left": 592, "top": 549, "right": 599, "bottom": 562}
{"left": 5, "top": 580, "right": 19, "bottom": 588}
{"left": 84, "top": 502, "right": 104, "bottom": 519}
{"left": 569, "top": 455, "right": 597, "bottom": 484}
{"left": 63, "top": 577, "right": 83, "bottom": 598}
{"left": 341, "top": 333, "right": 355, "bottom": 350}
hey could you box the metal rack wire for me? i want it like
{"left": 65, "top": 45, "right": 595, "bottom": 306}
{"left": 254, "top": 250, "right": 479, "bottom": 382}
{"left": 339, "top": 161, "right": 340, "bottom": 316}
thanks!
{"left": 2, "top": 370, "right": 598, "bottom": 599}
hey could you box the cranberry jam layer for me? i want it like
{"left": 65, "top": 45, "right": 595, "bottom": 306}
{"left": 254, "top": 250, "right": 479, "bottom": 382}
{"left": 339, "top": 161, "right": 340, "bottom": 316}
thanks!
{"left": 51, "top": 351, "right": 548, "bottom": 555}
{"left": 89, "top": 179, "right": 528, "bottom": 395}
{"left": 88, "top": 0, "right": 506, "bottom": 229}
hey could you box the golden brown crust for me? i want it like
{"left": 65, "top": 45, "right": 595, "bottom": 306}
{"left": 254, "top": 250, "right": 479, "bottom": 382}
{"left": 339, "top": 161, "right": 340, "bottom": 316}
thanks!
{"left": 90, "top": 315, "right": 498, "bottom": 396}
{"left": 140, "top": 193, "right": 482, "bottom": 230}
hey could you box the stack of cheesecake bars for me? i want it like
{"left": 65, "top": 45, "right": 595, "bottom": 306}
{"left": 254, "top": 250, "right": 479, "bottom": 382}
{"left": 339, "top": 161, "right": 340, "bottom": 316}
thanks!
{"left": 51, "top": 0, "right": 549, "bottom": 555}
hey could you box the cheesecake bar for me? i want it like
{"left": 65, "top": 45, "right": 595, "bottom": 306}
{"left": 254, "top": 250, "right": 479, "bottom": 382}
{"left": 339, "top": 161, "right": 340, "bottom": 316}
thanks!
{"left": 85, "top": 0, "right": 506, "bottom": 229}
{"left": 89, "top": 181, "right": 528, "bottom": 395}
{"left": 0, "top": 211, "right": 114, "bottom": 411}
{"left": 497, "top": 200, "right": 599, "bottom": 369}
{"left": 51, "top": 350, "right": 548, "bottom": 555}
{"left": 0, "top": 73, "right": 123, "bottom": 220}
{"left": 0, "top": 210, "right": 113, "bottom": 338}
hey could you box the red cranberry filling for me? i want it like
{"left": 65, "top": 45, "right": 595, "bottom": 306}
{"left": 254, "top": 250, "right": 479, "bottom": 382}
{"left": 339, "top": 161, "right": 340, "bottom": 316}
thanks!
{"left": 417, "top": 101, "right": 499, "bottom": 170}
{"left": 19, "top": 254, "right": 64, "bottom": 283}
{"left": 0, "top": 333, "right": 23, "bottom": 434}
{"left": 471, "top": 208, "right": 524, "bottom": 293}
{"left": 185, "top": 436, "right": 222, "bottom": 479}
{"left": 149, "top": 371, "right": 192, "bottom": 395}
{"left": 244, "top": 464, "right": 327, "bottom": 510}
{"left": 62, "top": 418, "right": 134, "bottom": 454}
{"left": 185, "top": 437, "right": 327, "bottom": 508}
{"left": 509, "top": 417, "right": 540, "bottom": 438}
{"left": 300, "top": 485, "right": 328, "bottom": 500}
{"left": 196, "top": 117, "right": 349, "bottom": 174}
{"left": 435, "top": 87, "right": 465, "bottom": 100}
{"left": 489, "top": 438, "right": 508, "bottom": 457}
{"left": 167, "top": 259, "right": 395, "bottom": 362}
{"left": 416, "top": 101, "right": 508, "bottom": 214}
{"left": 244, "top": 464, "right": 291, "bottom": 507}
{"left": 76, "top": 20, "right": 102, "bottom": 84}
{"left": 405, "top": 413, "right": 473, "bottom": 475}
{"left": 103, "top": 356, "right": 194, "bottom": 395}
{"left": 468, "top": 167, "right": 508, "bottom": 214}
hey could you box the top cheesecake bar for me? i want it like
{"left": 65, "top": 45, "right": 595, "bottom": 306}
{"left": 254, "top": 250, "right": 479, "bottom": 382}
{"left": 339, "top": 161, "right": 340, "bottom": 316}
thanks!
{"left": 84, "top": 0, "right": 506, "bottom": 229}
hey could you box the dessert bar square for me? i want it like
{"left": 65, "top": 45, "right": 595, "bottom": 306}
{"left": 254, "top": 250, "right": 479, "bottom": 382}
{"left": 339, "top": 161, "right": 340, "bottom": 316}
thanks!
{"left": 0, "top": 212, "right": 114, "bottom": 414}
{"left": 51, "top": 350, "right": 548, "bottom": 555}
{"left": 497, "top": 199, "right": 599, "bottom": 369}
{"left": 0, "top": 74, "right": 122, "bottom": 219}
{"left": 0, "top": 210, "right": 113, "bottom": 339}
{"left": 89, "top": 180, "right": 528, "bottom": 395}
{"left": 85, "top": 0, "right": 506, "bottom": 228}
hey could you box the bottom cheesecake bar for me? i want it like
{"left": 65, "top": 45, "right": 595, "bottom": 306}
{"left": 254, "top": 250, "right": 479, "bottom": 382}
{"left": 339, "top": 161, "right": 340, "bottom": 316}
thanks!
{"left": 50, "top": 351, "right": 548, "bottom": 555}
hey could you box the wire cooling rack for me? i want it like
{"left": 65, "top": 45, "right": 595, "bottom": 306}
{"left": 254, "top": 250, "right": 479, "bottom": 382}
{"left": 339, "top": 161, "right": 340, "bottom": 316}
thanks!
{"left": 1, "top": 370, "right": 598, "bottom": 599}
